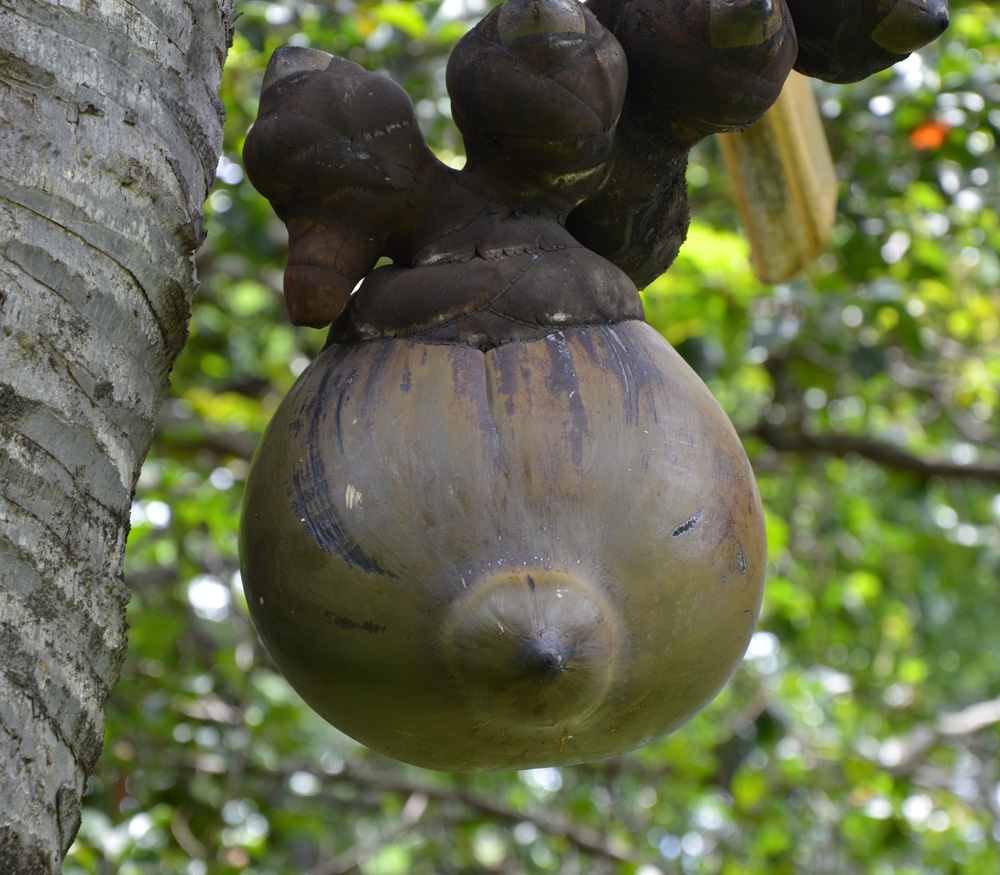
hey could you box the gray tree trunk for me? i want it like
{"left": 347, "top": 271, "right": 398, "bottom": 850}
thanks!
{"left": 0, "top": 0, "right": 233, "bottom": 870}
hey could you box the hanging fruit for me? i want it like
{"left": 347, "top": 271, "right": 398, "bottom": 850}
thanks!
{"left": 240, "top": 0, "right": 947, "bottom": 772}
{"left": 241, "top": 323, "right": 766, "bottom": 771}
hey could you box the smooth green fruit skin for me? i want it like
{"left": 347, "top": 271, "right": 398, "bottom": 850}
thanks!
{"left": 239, "top": 320, "right": 766, "bottom": 772}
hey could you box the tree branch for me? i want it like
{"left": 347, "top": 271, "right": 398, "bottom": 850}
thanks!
{"left": 936, "top": 695, "right": 1000, "bottom": 738}
{"left": 873, "top": 695, "right": 1000, "bottom": 778}
{"left": 167, "top": 753, "right": 662, "bottom": 869}
{"left": 331, "top": 764, "right": 650, "bottom": 867}
{"left": 307, "top": 791, "right": 429, "bottom": 875}
{"left": 747, "top": 420, "right": 1000, "bottom": 483}
{"left": 154, "top": 412, "right": 259, "bottom": 461}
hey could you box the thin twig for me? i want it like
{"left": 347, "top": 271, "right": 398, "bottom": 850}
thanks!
{"left": 747, "top": 420, "right": 1000, "bottom": 483}
{"left": 331, "top": 765, "right": 648, "bottom": 867}
{"left": 307, "top": 791, "right": 429, "bottom": 875}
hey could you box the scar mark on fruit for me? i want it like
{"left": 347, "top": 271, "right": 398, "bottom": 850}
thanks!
{"left": 470, "top": 717, "right": 494, "bottom": 735}
{"left": 544, "top": 333, "right": 589, "bottom": 470}
{"left": 717, "top": 451, "right": 748, "bottom": 484}
{"left": 324, "top": 610, "right": 386, "bottom": 633}
{"left": 345, "top": 484, "right": 363, "bottom": 510}
{"left": 292, "top": 462, "right": 392, "bottom": 576}
{"left": 605, "top": 325, "right": 641, "bottom": 426}
{"left": 333, "top": 390, "right": 347, "bottom": 452}
{"left": 671, "top": 510, "right": 701, "bottom": 537}
{"left": 725, "top": 533, "right": 749, "bottom": 575}
{"left": 291, "top": 365, "right": 396, "bottom": 577}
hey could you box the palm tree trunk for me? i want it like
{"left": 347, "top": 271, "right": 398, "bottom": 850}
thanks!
{"left": 0, "top": 0, "right": 233, "bottom": 869}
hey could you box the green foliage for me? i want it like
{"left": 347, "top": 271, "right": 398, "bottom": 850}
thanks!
{"left": 68, "top": 2, "right": 1000, "bottom": 873}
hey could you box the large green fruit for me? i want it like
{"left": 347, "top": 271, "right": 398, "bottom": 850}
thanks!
{"left": 239, "top": 319, "right": 765, "bottom": 772}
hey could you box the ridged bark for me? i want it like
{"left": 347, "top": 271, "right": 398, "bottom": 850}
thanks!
{"left": 0, "top": 0, "right": 232, "bottom": 870}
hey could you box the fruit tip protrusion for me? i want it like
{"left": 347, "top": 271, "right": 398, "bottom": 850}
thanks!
{"left": 870, "top": 0, "right": 949, "bottom": 55}
{"left": 442, "top": 568, "right": 621, "bottom": 728}
{"left": 262, "top": 46, "right": 335, "bottom": 94}
{"left": 497, "top": 0, "right": 588, "bottom": 43}
{"left": 708, "top": 0, "right": 787, "bottom": 51}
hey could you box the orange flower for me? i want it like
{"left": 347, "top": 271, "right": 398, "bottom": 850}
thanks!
{"left": 910, "top": 119, "right": 951, "bottom": 150}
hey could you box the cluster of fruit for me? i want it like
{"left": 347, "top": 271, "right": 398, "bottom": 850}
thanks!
{"left": 239, "top": 0, "right": 947, "bottom": 771}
